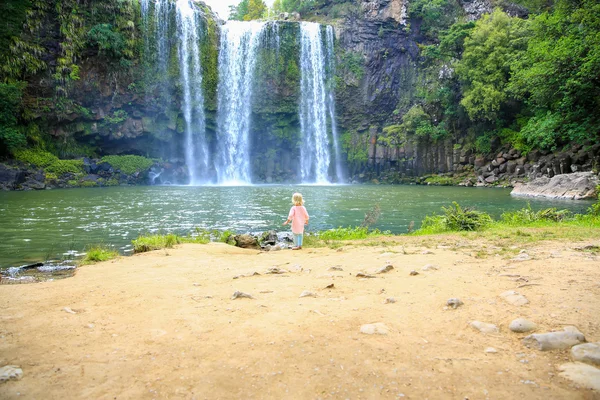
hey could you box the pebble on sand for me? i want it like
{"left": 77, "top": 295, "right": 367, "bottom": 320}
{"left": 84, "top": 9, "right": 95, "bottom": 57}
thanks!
{"left": 375, "top": 264, "right": 394, "bottom": 274}
{"left": 522, "top": 326, "right": 586, "bottom": 351}
{"left": 500, "top": 290, "right": 529, "bottom": 306}
{"left": 446, "top": 298, "right": 463, "bottom": 309}
{"left": 409, "top": 270, "right": 419, "bottom": 276}
{"left": 509, "top": 318, "right": 537, "bottom": 333}
{"left": 360, "top": 323, "right": 389, "bottom": 335}
{"left": 470, "top": 321, "right": 500, "bottom": 334}
{"left": 0, "top": 365, "right": 23, "bottom": 382}
{"left": 422, "top": 264, "right": 439, "bottom": 271}
{"left": 231, "top": 291, "right": 254, "bottom": 300}
{"left": 299, "top": 291, "right": 316, "bottom": 298}
{"left": 384, "top": 297, "right": 396, "bottom": 304}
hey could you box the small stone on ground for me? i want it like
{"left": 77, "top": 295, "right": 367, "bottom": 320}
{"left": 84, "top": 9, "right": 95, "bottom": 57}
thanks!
{"left": 509, "top": 318, "right": 537, "bottom": 333}
{"left": 0, "top": 365, "right": 23, "bottom": 381}
{"left": 500, "top": 290, "right": 529, "bottom": 306}
{"left": 360, "top": 323, "right": 389, "bottom": 335}
{"left": 470, "top": 321, "right": 500, "bottom": 334}
{"left": 523, "top": 326, "right": 586, "bottom": 351}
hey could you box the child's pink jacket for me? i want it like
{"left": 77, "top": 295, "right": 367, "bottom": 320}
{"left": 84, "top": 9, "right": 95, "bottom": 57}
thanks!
{"left": 288, "top": 206, "right": 309, "bottom": 234}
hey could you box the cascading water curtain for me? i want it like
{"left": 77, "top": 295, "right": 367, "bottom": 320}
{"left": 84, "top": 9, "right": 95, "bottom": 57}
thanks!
{"left": 326, "top": 26, "right": 344, "bottom": 183}
{"left": 215, "top": 21, "right": 267, "bottom": 185}
{"left": 299, "top": 22, "right": 332, "bottom": 184}
{"left": 176, "top": 0, "right": 209, "bottom": 185}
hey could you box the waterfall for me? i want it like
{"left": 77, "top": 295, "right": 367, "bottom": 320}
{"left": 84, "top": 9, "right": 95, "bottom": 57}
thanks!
{"left": 176, "top": 0, "right": 209, "bottom": 184}
{"left": 299, "top": 22, "right": 337, "bottom": 184}
{"left": 326, "top": 26, "right": 344, "bottom": 183}
{"left": 141, "top": 0, "right": 208, "bottom": 184}
{"left": 215, "top": 21, "right": 267, "bottom": 184}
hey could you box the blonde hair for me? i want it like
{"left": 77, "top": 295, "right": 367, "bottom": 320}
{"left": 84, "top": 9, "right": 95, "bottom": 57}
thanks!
{"left": 292, "top": 192, "right": 304, "bottom": 206}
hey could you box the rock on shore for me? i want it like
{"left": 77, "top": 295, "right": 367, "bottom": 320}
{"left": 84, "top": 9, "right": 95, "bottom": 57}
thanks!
{"left": 511, "top": 172, "right": 598, "bottom": 200}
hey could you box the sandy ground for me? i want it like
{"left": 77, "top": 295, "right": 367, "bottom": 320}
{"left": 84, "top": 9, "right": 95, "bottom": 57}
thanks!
{"left": 1, "top": 236, "right": 599, "bottom": 400}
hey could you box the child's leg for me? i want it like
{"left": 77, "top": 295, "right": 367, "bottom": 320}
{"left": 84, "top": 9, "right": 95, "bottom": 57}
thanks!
{"left": 297, "top": 234, "right": 303, "bottom": 247}
{"left": 293, "top": 233, "right": 300, "bottom": 247}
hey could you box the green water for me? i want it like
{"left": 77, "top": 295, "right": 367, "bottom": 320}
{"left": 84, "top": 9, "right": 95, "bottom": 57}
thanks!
{"left": 0, "top": 185, "right": 593, "bottom": 268}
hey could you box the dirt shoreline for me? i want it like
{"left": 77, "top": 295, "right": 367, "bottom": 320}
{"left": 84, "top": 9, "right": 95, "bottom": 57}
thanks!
{"left": 1, "top": 236, "right": 599, "bottom": 399}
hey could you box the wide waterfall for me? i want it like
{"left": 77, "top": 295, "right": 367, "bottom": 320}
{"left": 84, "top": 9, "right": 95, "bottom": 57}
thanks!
{"left": 140, "top": 5, "right": 343, "bottom": 185}
{"left": 215, "top": 22, "right": 267, "bottom": 185}
{"left": 299, "top": 22, "right": 342, "bottom": 184}
{"left": 176, "top": 0, "right": 209, "bottom": 185}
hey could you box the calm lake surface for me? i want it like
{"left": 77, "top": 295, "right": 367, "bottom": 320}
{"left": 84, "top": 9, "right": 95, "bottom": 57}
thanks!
{"left": 0, "top": 185, "right": 593, "bottom": 268}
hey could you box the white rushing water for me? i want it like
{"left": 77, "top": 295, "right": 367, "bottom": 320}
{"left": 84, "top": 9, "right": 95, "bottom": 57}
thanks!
{"left": 300, "top": 22, "right": 336, "bottom": 184}
{"left": 215, "top": 21, "right": 267, "bottom": 184}
{"left": 326, "top": 26, "right": 344, "bottom": 183}
{"left": 176, "top": 0, "right": 209, "bottom": 184}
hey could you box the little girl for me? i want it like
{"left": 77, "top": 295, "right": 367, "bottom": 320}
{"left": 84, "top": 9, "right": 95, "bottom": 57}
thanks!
{"left": 283, "top": 192, "right": 310, "bottom": 250}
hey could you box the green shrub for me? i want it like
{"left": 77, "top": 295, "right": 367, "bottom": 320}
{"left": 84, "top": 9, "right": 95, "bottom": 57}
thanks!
{"left": 105, "top": 178, "right": 119, "bottom": 186}
{"left": 100, "top": 155, "right": 153, "bottom": 174}
{"left": 67, "top": 179, "right": 79, "bottom": 186}
{"left": 132, "top": 234, "right": 181, "bottom": 253}
{"left": 14, "top": 149, "right": 58, "bottom": 167}
{"left": 80, "top": 245, "right": 119, "bottom": 265}
{"left": 87, "top": 24, "right": 125, "bottom": 58}
{"left": 81, "top": 180, "right": 97, "bottom": 187}
{"left": 317, "top": 226, "right": 390, "bottom": 241}
{"left": 46, "top": 159, "right": 84, "bottom": 175}
{"left": 501, "top": 204, "right": 572, "bottom": 225}
{"left": 442, "top": 202, "right": 493, "bottom": 231}
{"left": 419, "top": 202, "right": 492, "bottom": 233}
{"left": 424, "top": 175, "right": 456, "bottom": 185}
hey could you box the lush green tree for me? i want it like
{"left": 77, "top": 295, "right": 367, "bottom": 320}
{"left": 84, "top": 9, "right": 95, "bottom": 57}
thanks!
{"left": 409, "top": 0, "right": 461, "bottom": 39}
{"left": 229, "top": 0, "right": 249, "bottom": 20}
{"left": 0, "top": 82, "right": 26, "bottom": 155}
{"left": 456, "top": 9, "right": 530, "bottom": 122}
{"left": 509, "top": 0, "right": 600, "bottom": 149}
{"left": 244, "top": 0, "right": 267, "bottom": 20}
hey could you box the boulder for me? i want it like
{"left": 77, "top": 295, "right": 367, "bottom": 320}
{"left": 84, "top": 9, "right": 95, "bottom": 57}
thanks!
{"left": 511, "top": 172, "right": 599, "bottom": 200}
{"left": 260, "top": 230, "right": 278, "bottom": 246}
{"left": 523, "top": 326, "right": 586, "bottom": 351}
{"left": 558, "top": 363, "right": 600, "bottom": 391}
{"left": 0, "top": 164, "right": 18, "bottom": 190}
{"left": 234, "top": 234, "right": 259, "bottom": 249}
{"left": 571, "top": 343, "right": 600, "bottom": 366}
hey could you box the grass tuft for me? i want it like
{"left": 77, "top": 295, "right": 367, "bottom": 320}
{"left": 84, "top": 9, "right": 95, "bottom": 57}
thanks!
{"left": 80, "top": 245, "right": 119, "bottom": 265}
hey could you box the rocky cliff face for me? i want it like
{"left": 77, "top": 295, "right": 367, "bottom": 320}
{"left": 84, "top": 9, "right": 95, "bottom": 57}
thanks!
{"left": 329, "top": 0, "right": 599, "bottom": 186}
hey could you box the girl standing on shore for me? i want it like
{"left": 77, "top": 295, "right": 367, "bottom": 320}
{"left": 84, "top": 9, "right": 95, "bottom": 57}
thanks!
{"left": 283, "top": 192, "right": 310, "bottom": 250}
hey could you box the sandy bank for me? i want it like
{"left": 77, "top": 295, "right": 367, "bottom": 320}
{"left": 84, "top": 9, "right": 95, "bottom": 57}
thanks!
{"left": 1, "top": 237, "right": 599, "bottom": 399}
